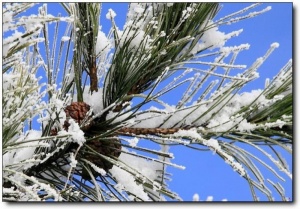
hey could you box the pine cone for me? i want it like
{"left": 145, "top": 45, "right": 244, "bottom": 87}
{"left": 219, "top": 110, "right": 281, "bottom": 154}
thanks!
{"left": 87, "top": 139, "right": 121, "bottom": 170}
{"left": 64, "top": 102, "right": 122, "bottom": 172}
{"left": 64, "top": 102, "right": 93, "bottom": 131}
{"left": 80, "top": 138, "right": 121, "bottom": 179}
{"left": 49, "top": 101, "right": 123, "bottom": 179}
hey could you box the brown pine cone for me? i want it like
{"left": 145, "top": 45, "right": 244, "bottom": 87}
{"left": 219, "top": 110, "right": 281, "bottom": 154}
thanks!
{"left": 49, "top": 101, "right": 123, "bottom": 178}
{"left": 84, "top": 138, "right": 122, "bottom": 171}
{"left": 80, "top": 138, "right": 122, "bottom": 179}
{"left": 64, "top": 102, "right": 93, "bottom": 131}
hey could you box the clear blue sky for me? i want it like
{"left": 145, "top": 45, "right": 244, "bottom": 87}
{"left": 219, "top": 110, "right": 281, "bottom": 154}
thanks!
{"left": 13, "top": 3, "right": 292, "bottom": 201}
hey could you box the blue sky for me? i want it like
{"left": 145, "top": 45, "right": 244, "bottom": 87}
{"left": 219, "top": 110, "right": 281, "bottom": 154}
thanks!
{"left": 5, "top": 3, "right": 292, "bottom": 201}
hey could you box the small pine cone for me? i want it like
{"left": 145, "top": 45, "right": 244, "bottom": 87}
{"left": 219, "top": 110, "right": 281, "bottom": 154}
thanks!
{"left": 84, "top": 138, "right": 122, "bottom": 172}
{"left": 64, "top": 102, "right": 93, "bottom": 131}
{"left": 50, "top": 128, "right": 58, "bottom": 136}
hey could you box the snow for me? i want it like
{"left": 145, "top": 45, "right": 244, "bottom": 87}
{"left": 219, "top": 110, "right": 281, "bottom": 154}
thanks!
{"left": 191, "top": 21, "right": 233, "bottom": 54}
{"left": 126, "top": 3, "right": 147, "bottom": 26}
{"left": 159, "top": 144, "right": 172, "bottom": 161}
{"left": 82, "top": 87, "right": 104, "bottom": 115}
{"left": 159, "top": 31, "right": 166, "bottom": 37}
{"left": 106, "top": 8, "right": 116, "bottom": 20}
{"left": 173, "top": 129, "right": 200, "bottom": 139}
{"left": 3, "top": 130, "right": 43, "bottom": 169}
{"left": 132, "top": 88, "right": 268, "bottom": 134}
{"left": 129, "top": 30, "right": 146, "bottom": 48}
{"left": 129, "top": 137, "right": 139, "bottom": 147}
{"left": 118, "top": 3, "right": 156, "bottom": 51}
{"left": 206, "top": 196, "right": 213, "bottom": 201}
{"left": 206, "top": 138, "right": 221, "bottom": 152}
{"left": 159, "top": 49, "right": 167, "bottom": 55}
{"left": 264, "top": 119, "right": 286, "bottom": 129}
{"left": 111, "top": 164, "right": 151, "bottom": 201}
{"left": 3, "top": 10, "right": 14, "bottom": 32}
{"left": 193, "top": 194, "right": 227, "bottom": 201}
{"left": 61, "top": 36, "right": 70, "bottom": 42}
{"left": 119, "top": 148, "right": 163, "bottom": 181}
{"left": 96, "top": 30, "right": 112, "bottom": 55}
{"left": 91, "top": 165, "right": 107, "bottom": 176}
{"left": 3, "top": 43, "right": 10, "bottom": 57}
{"left": 118, "top": 29, "right": 152, "bottom": 52}
{"left": 69, "top": 153, "right": 78, "bottom": 168}
{"left": 236, "top": 119, "right": 257, "bottom": 132}
{"left": 133, "top": 4, "right": 144, "bottom": 14}
{"left": 106, "top": 109, "right": 133, "bottom": 124}
{"left": 60, "top": 119, "right": 86, "bottom": 146}
{"left": 2, "top": 2, "right": 292, "bottom": 202}
{"left": 193, "top": 193, "right": 200, "bottom": 201}
{"left": 109, "top": 147, "right": 171, "bottom": 200}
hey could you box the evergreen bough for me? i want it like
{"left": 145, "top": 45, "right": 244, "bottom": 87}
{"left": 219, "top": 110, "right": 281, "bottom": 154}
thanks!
{"left": 2, "top": 3, "right": 292, "bottom": 201}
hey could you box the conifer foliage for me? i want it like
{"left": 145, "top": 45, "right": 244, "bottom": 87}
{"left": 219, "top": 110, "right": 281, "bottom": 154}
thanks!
{"left": 2, "top": 3, "right": 292, "bottom": 201}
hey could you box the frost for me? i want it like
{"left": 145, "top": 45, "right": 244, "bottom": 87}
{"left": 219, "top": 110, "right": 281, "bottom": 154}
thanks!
{"left": 248, "top": 6, "right": 272, "bottom": 17}
{"left": 220, "top": 43, "right": 250, "bottom": 55}
{"left": 265, "top": 78, "right": 270, "bottom": 88}
{"left": 271, "top": 42, "right": 280, "bottom": 48}
{"left": 2, "top": 63, "right": 45, "bottom": 139}
{"left": 172, "top": 130, "right": 246, "bottom": 176}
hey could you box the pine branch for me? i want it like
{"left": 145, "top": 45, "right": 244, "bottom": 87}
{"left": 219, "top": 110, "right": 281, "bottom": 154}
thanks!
{"left": 71, "top": 3, "right": 101, "bottom": 101}
{"left": 117, "top": 127, "right": 193, "bottom": 135}
{"left": 103, "top": 3, "right": 219, "bottom": 112}
{"left": 3, "top": 3, "right": 292, "bottom": 202}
